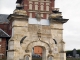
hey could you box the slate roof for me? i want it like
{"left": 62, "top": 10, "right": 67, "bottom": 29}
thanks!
{"left": 0, "top": 14, "right": 9, "bottom": 23}
{"left": 0, "top": 29, "right": 10, "bottom": 38}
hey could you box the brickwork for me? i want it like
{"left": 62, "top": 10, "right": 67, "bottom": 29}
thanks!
{"left": 0, "top": 38, "right": 7, "bottom": 58}
{"left": 20, "top": 0, "right": 55, "bottom": 19}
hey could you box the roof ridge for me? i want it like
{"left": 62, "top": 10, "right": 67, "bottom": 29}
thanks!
{"left": 0, "top": 28, "right": 10, "bottom": 37}
{"left": 0, "top": 14, "right": 9, "bottom": 15}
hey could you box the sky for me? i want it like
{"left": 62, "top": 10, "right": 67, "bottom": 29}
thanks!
{"left": 0, "top": 0, "right": 80, "bottom": 51}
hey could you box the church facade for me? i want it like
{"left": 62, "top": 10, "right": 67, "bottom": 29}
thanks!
{"left": 7, "top": 0, "right": 68, "bottom": 60}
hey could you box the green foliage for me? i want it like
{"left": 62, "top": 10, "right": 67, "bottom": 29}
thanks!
{"left": 77, "top": 50, "right": 80, "bottom": 55}
{"left": 0, "top": 59, "right": 6, "bottom": 60}
{"left": 66, "top": 50, "right": 73, "bottom": 56}
{"left": 67, "top": 58, "right": 80, "bottom": 60}
{"left": 32, "top": 57, "right": 42, "bottom": 60}
{"left": 66, "top": 49, "right": 80, "bottom": 56}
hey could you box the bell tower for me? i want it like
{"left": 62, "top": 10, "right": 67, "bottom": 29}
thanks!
{"left": 16, "top": 0, "right": 55, "bottom": 19}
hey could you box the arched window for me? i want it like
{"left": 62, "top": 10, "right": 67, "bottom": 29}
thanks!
{"left": 25, "top": 56, "right": 29, "bottom": 60}
{"left": 35, "top": 2, "right": 38, "bottom": 10}
{"left": 46, "top": 3, "right": 50, "bottom": 11}
{"left": 48, "top": 56, "right": 53, "bottom": 60}
{"left": 53, "top": 39, "right": 57, "bottom": 44}
{"left": 29, "top": 1, "right": 33, "bottom": 10}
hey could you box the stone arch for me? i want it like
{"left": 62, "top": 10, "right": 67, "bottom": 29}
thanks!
{"left": 25, "top": 40, "right": 49, "bottom": 60}
{"left": 47, "top": 55, "right": 54, "bottom": 60}
{"left": 25, "top": 40, "right": 51, "bottom": 52}
{"left": 24, "top": 54, "right": 30, "bottom": 60}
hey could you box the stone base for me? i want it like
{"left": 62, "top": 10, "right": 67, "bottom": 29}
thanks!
{"left": 60, "top": 53, "right": 66, "bottom": 60}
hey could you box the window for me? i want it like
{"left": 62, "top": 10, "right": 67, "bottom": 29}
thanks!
{"left": 0, "top": 45, "right": 1, "bottom": 46}
{"left": 25, "top": 56, "right": 29, "bottom": 60}
{"left": 0, "top": 45, "right": 1, "bottom": 52}
{"left": 48, "top": 56, "right": 53, "bottom": 60}
{"left": 0, "top": 38, "right": 2, "bottom": 42}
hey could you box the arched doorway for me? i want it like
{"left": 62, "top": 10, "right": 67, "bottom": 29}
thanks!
{"left": 32, "top": 46, "right": 46, "bottom": 60}
{"left": 25, "top": 41, "right": 50, "bottom": 60}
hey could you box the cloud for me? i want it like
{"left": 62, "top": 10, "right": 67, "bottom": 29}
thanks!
{"left": 65, "top": 40, "right": 80, "bottom": 50}
{"left": 0, "top": 0, "right": 16, "bottom": 14}
{"left": 55, "top": 0, "right": 80, "bottom": 50}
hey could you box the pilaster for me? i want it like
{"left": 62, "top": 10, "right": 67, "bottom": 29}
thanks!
{"left": 49, "top": 8, "right": 68, "bottom": 60}
{"left": 7, "top": 9, "right": 29, "bottom": 60}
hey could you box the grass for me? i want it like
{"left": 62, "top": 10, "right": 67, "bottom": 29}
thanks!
{"left": 32, "top": 57, "right": 42, "bottom": 60}
{"left": 32, "top": 58, "right": 80, "bottom": 60}
{"left": 67, "top": 58, "right": 80, "bottom": 60}
{"left": 0, "top": 58, "right": 80, "bottom": 60}
{"left": 0, "top": 59, "right": 6, "bottom": 60}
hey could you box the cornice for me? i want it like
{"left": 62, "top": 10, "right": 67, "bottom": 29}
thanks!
{"left": 50, "top": 18, "right": 69, "bottom": 23}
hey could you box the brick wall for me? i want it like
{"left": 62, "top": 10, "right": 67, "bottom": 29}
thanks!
{"left": 22, "top": 0, "right": 55, "bottom": 19}
{"left": 0, "top": 24, "right": 9, "bottom": 33}
{"left": 0, "top": 38, "right": 7, "bottom": 58}
{"left": 0, "top": 23, "right": 12, "bottom": 36}
{"left": 0, "top": 16, "right": 12, "bottom": 59}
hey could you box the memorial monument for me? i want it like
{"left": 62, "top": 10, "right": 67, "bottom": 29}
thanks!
{"left": 7, "top": 0, "right": 68, "bottom": 60}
